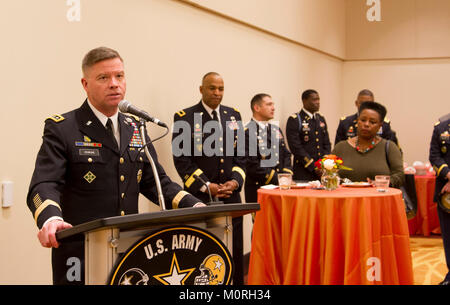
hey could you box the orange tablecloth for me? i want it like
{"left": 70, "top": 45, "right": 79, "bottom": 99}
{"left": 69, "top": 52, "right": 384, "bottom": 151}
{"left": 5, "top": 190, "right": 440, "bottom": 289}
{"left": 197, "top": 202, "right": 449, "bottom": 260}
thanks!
{"left": 248, "top": 187, "right": 414, "bottom": 285}
{"left": 408, "top": 175, "right": 441, "bottom": 236}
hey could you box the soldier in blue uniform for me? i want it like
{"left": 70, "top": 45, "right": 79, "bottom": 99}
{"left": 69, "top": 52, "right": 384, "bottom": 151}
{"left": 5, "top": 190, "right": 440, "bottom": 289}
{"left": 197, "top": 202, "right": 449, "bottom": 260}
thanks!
{"left": 172, "top": 72, "right": 246, "bottom": 285}
{"left": 27, "top": 47, "right": 203, "bottom": 285}
{"left": 335, "top": 89, "right": 399, "bottom": 146}
{"left": 286, "top": 89, "right": 331, "bottom": 181}
{"left": 429, "top": 116, "right": 450, "bottom": 285}
{"left": 244, "top": 93, "right": 292, "bottom": 203}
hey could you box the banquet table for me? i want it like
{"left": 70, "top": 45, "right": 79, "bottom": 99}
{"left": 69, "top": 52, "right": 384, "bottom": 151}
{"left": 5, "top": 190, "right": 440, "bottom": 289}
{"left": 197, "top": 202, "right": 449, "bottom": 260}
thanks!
{"left": 247, "top": 186, "right": 414, "bottom": 285}
{"left": 408, "top": 175, "right": 441, "bottom": 236}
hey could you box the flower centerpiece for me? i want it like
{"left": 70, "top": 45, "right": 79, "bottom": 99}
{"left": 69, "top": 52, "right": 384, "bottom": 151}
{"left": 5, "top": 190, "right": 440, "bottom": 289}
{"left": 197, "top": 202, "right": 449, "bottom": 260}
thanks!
{"left": 314, "top": 154, "right": 352, "bottom": 190}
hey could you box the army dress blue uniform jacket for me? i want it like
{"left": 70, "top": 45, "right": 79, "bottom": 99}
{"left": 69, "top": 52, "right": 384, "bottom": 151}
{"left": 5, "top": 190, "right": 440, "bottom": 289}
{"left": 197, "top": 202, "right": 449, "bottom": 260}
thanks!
{"left": 172, "top": 101, "right": 246, "bottom": 204}
{"left": 244, "top": 119, "right": 293, "bottom": 203}
{"left": 285, "top": 109, "right": 331, "bottom": 181}
{"left": 27, "top": 100, "right": 199, "bottom": 284}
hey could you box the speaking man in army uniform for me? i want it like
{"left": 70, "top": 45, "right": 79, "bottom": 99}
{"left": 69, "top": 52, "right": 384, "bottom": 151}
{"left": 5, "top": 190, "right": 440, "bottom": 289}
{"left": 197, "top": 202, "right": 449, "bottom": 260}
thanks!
{"left": 244, "top": 93, "right": 292, "bottom": 203}
{"left": 335, "top": 89, "right": 399, "bottom": 146}
{"left": 429, "top": 116, "right": 450, "bottom": 285}
{"left": 286, "top": 89, "right": 331, "bottom": 181}
{"left": 27, "top": 47, "right": 204, "bottom": 285}
{"left": 172, "top": 72, "right": 246, "bottom": 284}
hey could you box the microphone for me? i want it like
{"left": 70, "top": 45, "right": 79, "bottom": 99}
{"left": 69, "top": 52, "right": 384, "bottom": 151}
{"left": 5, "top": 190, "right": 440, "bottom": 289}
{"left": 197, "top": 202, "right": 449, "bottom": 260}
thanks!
{"left": 194, "top": 174, "right": 223, "bottom": 205}
{"left": 119, "top": 100, "right": 168, "bottom": 128}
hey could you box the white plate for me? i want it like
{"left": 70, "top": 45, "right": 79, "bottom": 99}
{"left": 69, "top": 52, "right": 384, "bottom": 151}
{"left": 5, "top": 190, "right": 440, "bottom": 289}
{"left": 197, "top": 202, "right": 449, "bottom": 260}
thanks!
{"left": 291, "top": 183, "right": 312, "bottom": 189}
{"left": 341, "top": 182, "right": 372, "bottom": 187}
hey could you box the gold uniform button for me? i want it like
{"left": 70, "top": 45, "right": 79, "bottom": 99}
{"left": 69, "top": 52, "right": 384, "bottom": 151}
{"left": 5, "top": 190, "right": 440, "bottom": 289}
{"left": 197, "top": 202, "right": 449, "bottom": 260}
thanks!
{"left": 121, "top": 193, "right": 125, "bottom": 199}
{"left": 316, "top": 138, "right": 319, "bottom": 142}
{"left": 88, "top": 158, "right": 93, "bottom": 163}
{"left": 120, "top": 175, "right": 125, "bottom": 182}
{"left": 220, "top": 169, "right": 224, "bottom": 174}
{"left": 139, "top": 157, "right": 143, "bottom": 162}
{"left": 120, "top": 157, "right": 124, "bottom": 164}
{"left": 220, "top": 159, "right": 224, "bottom": 163}
{"left": 121, "top": 211, "right": 125, "bottom": 216}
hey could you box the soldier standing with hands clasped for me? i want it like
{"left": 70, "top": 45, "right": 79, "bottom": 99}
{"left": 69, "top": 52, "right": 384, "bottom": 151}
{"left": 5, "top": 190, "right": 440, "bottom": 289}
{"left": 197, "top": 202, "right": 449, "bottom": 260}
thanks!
{"left": 286, "top": 89, "right": 331, "bottom": 181}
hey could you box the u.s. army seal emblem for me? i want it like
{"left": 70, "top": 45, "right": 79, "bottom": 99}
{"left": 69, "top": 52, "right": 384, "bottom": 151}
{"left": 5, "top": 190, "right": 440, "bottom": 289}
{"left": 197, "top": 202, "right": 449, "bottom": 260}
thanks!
{"left": 109, "top": 225, "right": 233, "bottom": 285}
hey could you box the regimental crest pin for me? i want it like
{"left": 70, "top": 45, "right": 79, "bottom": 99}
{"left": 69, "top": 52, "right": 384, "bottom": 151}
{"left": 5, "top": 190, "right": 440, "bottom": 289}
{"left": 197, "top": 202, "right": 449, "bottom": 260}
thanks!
{"left": 84, "top": 171, "right": 96, "bottom": 183}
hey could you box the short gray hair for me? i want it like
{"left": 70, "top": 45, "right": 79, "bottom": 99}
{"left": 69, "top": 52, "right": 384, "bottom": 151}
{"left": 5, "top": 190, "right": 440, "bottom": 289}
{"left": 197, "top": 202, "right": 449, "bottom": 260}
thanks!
{"left": 82, "top": 47, "right": 123, "bottom": 75}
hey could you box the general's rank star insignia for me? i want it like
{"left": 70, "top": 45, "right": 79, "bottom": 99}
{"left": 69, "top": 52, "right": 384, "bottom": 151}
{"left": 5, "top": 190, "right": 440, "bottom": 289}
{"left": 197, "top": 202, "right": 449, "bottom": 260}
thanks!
{"left": 84, "top": 171, "right": 96, "bottom": 183}
{"left": 153, "top": 253, "right": 195, "bottom": 285}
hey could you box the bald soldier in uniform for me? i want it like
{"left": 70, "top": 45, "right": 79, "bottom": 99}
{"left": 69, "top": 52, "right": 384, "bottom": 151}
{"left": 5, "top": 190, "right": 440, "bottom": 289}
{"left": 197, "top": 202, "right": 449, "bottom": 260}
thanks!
{"left": 27, "top": 47, "right": 204, "bottom": 285}
{"left": 172, "top": 72, "right": 246, "bottom": 285}
{"left": 335, "top": 89, "right": 399, "bottom": 146}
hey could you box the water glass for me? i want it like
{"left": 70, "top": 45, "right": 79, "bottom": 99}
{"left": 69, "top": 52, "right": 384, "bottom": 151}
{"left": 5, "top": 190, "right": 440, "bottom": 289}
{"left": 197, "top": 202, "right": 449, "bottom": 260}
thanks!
{"left": 278, "top": 173, "right": 292, "bottom": 190}
{"left": 375, "top": 175, "right": 390, "bottom": 192}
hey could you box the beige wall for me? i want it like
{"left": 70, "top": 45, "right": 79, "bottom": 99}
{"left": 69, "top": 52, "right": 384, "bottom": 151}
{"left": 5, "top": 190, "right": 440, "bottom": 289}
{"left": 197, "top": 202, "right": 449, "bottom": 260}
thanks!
{"left": 346, "top": 0, "right": 450, "bottom": 59}
{"left": 187, "top": 0, "right": 347, "bottom": 59}
{"left": 343, "top": 0, "right": 450, "bottom": 164}
{"left": 0, "top": 0, "right": 343, "bottom": 284}
{"left": 342, "top": 58, "right": 450, "bottom": 164}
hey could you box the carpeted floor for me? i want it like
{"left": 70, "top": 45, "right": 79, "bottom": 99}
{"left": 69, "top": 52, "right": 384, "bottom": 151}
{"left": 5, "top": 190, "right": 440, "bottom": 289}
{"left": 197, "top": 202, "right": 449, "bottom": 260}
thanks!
{"left": 410, "top": 236, "right": 447, "bottom": 285}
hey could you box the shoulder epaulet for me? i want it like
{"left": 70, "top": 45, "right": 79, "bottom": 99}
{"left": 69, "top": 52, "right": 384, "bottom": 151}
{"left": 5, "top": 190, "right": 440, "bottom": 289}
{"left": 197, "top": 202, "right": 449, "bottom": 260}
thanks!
{"left": 340, "top": 116, "right": 346, "bottom": 120}
{"left": 46, "top": 114, "right": 65, "bottom": 123}
{"left": 434, "top": 121, "right": 440, "bottom": 126}
{"left": 233, "top": 108, "right": 240, "bottom": 113}
{"left": 176, "top": 110, "right": 186, "bottom": 117}
{"left": 290, "top": 113, "right": 297, "bottom": 119}
{"left": 384, "top": 117, "right": 390, "bottom": 123}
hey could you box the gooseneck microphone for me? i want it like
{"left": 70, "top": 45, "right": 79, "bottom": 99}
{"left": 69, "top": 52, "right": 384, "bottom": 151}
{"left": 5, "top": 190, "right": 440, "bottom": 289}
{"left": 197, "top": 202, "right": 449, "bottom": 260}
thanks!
{"left": 118, "top": 100, "right": 168, "bottom": 128}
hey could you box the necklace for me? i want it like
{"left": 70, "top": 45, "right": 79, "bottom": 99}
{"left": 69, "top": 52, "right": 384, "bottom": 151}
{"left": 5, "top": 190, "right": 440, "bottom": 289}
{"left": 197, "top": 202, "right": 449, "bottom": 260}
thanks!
{"left": 356, "top": 137, "right": 376, "bottom": 153}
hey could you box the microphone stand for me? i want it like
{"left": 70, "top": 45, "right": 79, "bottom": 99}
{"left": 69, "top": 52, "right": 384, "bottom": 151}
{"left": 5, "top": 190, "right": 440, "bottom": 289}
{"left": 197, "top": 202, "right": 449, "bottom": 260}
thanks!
{"left": 138, "top": 118, "right": 166, "bottom": 211}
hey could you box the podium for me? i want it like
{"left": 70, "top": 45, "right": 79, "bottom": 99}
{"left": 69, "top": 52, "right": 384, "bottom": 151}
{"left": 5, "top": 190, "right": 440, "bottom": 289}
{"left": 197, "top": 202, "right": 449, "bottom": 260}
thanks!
{"left": 56, "top": 203, "right": 259, "bottom": 285}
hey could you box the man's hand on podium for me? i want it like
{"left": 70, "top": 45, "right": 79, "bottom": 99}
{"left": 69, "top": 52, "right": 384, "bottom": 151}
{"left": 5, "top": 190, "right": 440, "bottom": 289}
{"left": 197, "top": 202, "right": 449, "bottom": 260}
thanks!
{"left": 193, "top": 202, "right": 207, "bottom": 207}
{"left": 38, "top": 219, "right": 73, "bottom": 248}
